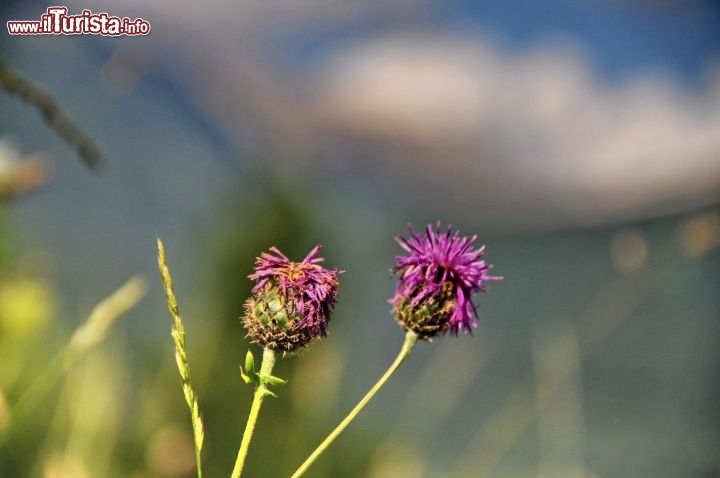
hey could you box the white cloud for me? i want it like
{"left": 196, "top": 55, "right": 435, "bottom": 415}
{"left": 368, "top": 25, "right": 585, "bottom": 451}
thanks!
{"left": 60, "top": 0, "right": 720, "bottom": 224}
{"left": 313, "top": 33, "right": 720, "bottom": 223}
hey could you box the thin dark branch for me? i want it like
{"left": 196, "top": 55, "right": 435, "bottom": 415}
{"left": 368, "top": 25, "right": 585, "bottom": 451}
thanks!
{"left": 0, "top": 57, "right": 102, "bottom": 170}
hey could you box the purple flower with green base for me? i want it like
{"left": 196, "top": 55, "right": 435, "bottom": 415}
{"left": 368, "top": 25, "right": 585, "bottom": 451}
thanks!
{"left": 243, "top": 245, "right": 341, "bottom": 353}
{"left": 391, "top": 223, "right": 501, "bottom": 338}
{"left": 289, "top": 224, "right": 502, "bottom": 477}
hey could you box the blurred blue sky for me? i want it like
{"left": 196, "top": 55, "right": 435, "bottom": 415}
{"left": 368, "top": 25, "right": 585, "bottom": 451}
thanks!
{"left": 267, "top": 0, "right": 720, "bottom": 83}
{"left": 1, "top": 0, "right": 719, "bottom": 307}
{"left": 442, "top": 0, "right": 720, "bottom": 79}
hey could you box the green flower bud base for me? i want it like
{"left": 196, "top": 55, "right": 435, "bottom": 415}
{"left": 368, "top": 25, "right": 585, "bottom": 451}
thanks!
{"left": 243, "top": 284, "right": 313, "bottom": 353}
{"left": 393, "top": 281, "right": 457, "bottom": 339}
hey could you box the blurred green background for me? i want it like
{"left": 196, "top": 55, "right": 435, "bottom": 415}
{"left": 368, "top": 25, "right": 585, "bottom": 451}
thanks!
{"left": 1, "top": 1, "right": 719, "bottom": 477}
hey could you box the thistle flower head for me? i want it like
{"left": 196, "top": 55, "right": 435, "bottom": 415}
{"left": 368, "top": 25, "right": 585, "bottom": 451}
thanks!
{"left": 243, "top": 245, "right": 341, "bottom": 353}
{"left": 391, "top": 223, "right": 501, "bottom": 339}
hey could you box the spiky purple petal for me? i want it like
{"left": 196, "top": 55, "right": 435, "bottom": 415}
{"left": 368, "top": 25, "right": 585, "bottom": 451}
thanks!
{"left": 249, "top": 245, "right": 341, "bottom": 338}
{"left": 391, "top": 223, "right": 501, "bottom": 336}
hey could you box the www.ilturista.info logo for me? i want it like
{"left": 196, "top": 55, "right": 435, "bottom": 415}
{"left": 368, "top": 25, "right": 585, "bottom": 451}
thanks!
{"left": 7, "top": 7, "right": 150, "bottom": 36}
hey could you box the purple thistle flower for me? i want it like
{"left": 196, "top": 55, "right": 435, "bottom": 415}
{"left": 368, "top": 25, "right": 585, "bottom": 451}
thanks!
{"left": 244, "top": 245, "right": 342, "bottom": 353}
{"left": 391, "top": 223, "right": 501, "bottom": 338}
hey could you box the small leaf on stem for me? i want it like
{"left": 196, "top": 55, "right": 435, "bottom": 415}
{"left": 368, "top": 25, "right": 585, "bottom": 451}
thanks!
{"left": 245, "top": 351, "right": 255, "bottom": 374}
{"left": 259, "top": 374, "right": 287, "bottom": 386}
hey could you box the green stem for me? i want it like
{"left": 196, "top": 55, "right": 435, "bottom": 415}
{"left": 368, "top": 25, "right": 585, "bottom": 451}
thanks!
{"left": 0, "top": 276, "right": 146, "bottom": 448}
{"left": 195, "top": 435, "right": 203, "bottom": 478}
{"left": 231, "top": 347, "right": 277, "bottom": 478}
{"left": 291, "top": 330, "right": 419, "bottom": 478}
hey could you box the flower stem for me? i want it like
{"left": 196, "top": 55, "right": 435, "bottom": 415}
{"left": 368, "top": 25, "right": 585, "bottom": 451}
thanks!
{"left": 291, "top": 330, "right": 419, "bottom": 478}
{"left": 231, "top": 347, "right": 277, "bottom": 478}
